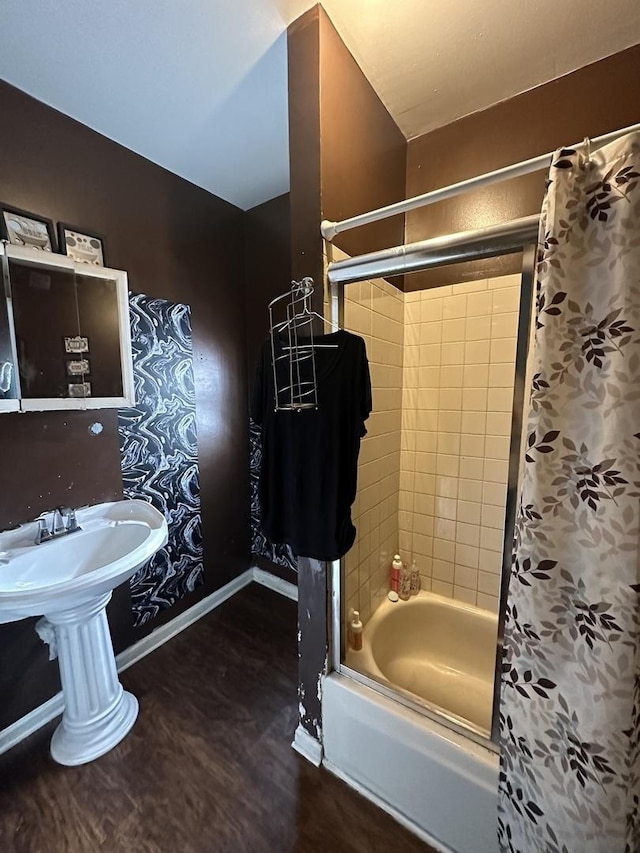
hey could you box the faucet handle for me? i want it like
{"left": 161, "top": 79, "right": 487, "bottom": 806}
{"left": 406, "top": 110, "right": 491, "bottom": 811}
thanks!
{"left": 35, "top": 515, "right": 52, "bottom": 544}
{"left": 57, "top": 506, "right": 80, "bottom": 533}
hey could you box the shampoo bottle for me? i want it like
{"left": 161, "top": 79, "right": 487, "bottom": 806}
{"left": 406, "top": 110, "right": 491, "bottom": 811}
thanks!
{"left": 350, "top": 610, "right": 363, "bottom": 651}
{"left": 391, "top": 554, "right": 403, "bottom": 593}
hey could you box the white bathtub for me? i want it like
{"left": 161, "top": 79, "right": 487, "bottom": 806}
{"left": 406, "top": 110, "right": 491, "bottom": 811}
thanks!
{"left": 347, "top": 591, "right": 499, "bottom": 736}
{"left": 326, "top": 591, "right": 500, "bottom": 852}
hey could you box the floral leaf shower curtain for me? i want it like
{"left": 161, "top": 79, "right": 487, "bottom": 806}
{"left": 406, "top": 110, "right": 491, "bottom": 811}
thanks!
{"left": 499, "top": 132, "right": 640, "bottom": 852}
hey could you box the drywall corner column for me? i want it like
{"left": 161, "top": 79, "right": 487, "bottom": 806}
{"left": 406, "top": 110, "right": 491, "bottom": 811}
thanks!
{"left": 297, "top": 557, "right": 328, "bottom": 746}
{"left": 287, "top": 6, "right": 323, "bottom": 291}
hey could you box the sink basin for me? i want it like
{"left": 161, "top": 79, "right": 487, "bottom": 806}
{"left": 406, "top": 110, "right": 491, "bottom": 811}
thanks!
{"left": 0, "top": 500, "right": 167, "bottom": 622}
{"left": 0, "top": 499, "right": 168, "bottom": 765}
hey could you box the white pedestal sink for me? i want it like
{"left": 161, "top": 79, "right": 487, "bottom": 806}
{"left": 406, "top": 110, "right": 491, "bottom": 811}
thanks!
{"left": 0, "top": 500, "right": 167, "bottom": 765}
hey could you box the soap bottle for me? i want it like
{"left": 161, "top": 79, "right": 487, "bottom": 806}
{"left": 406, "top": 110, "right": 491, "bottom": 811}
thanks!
{"left": 409, "top": 559, "right": 421, "bottom": 596}
{"left": 350, "top": 610, "right": 363, "bottom": 651}
{"left": 390, "top": 554, "right": 403, "bottom": 593}
{"left": 399, "top": 561, "right": 411, "bottom": 601}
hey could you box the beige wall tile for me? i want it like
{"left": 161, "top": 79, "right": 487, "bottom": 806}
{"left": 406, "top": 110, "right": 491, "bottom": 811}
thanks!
{"left": 423, "top": 285, "right": 452, "bottom": 299}
{"left": 434, "top": 538, "right": 456, "bottom": 561}
{"left": 455, "top": 543, "right": 479, "bottom": 569}
{"left": 479, "top": 547, "right": 502, "bottom": 573}
{"left": 454, "top": 564, "right": 478, "bottom": 589}
{"left": 491, "top": 312, "right": 519, "bottom": 338}
{"left": 461, "top": 410, "right": 487, "bottom": 435}
{"left": 460, "top": 456, "right": 485, "bottom": 480}
{"left": 483, "top": 481, "right": 507, "bottom": 506}
{"left": 433, "top": 560, "right": 454, "bottom": 583}
{"left": 348, "top": 271, "right": 521, "bottom": 628}
{"left": 441, "top": 342, "right": 465, "bottom": 364}
{"left": 478, "top": 571, "right": 501, "bottom": 596}
{"left": 458, "top": 499, "right": 481, "bottom": 525}
{"left": 489, "top": 363, "right": 515, "bottom": 387}
{"left": 432, "top": 580, "right": 454, "bottom": 597}
{"left": 485, "top": 434, "right": 511, "bottom": 459}
{"left": 460, "top": 434, "right": 485, "bottom": 457}
{"left": 477, "top": 592, "right": 499, "bottom": 613}
{"left": 492, "top": 287, "right": 521, "bottom": 313}
{"left": 484, "top": 458, "right": 509, "bottom": 483}
{"left": 481, "top": 503, "right": 506, "bottom": 530}
{"left": 420, "top": 296, "right": 444, "bottom": 321}
{"left": 490, "top": 337, "right": 517, "bottom": 363}
{"left": 440, "top": 365, "right": 464, "bottom": 386}
{"left": 464, "top": 340, "right": 490, "bottom": 364}
{"left": 456, "top": 279, "right": 487, "bottom": 294}
{"left": 481, "top": 525, "right": 503, "bottom": 552}
{"left": 439, "top": 388, "right": 463, "bottom": 410}
{"left": 488, "top": 387, "right": 515, "bottom": 412}
{"left": 443, "top": 294, "right": 467, "bottom": 319}
{"left": 421, "top": 322, "right": 442, "bottom": 345}
{"left": 454, "top": 586, "right": 477, "bottom": 606}
{"left": 436, "top": 454, "right": 459, "bottom": 477}
{"left": 464, "top": 364, "right": 490, "bottom": 388}
{"left": 457, "top": 521, "right": 481, "bottom": 547}
{"left": 486, "top": 411, "right": 512, "bottom": 435}
{"left": 465, "top": 315, "right": 491, "bottom": 341}
{"left": 466, "top": 291, "right": 492, "bottom": 316}
{"left": 458, "top": 477, "right": 483, "bottom": 502}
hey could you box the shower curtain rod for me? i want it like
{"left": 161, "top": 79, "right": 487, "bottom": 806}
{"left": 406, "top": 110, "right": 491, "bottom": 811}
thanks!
{"left": 327, "top": 213, "right": 539, "bottom": 284}
{"left": 321, "top": 121, "right": 640, "bottom": 241}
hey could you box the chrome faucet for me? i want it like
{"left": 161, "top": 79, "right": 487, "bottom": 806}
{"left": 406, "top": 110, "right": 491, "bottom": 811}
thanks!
{"left": 34, "top": 507, "right": 81, "bottom": 545}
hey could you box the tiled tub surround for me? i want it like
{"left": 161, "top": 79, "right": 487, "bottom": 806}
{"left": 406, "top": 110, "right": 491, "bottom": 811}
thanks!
{"left": 399, "top": 275, "right": 521, "bottom": 614}
{"left": 341, "top": 275, "right": 404, "bottom": 627}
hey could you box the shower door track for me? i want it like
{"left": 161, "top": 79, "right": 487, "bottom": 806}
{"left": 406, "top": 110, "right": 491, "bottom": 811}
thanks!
{"left": 328, "top": 216, "right": 538, "bottom": 748}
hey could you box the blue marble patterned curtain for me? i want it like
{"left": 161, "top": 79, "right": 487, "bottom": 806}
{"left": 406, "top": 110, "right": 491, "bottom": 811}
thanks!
{"left": 499, "top": 132, "right": 640, "bottom": 852}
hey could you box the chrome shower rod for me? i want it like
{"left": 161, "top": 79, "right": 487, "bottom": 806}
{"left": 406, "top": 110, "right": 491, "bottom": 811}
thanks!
{"left": 327, "top": 214, "right": 540, "bottom": 284}
{"left": 321, "top": 121, "right": 640, "bottom": 241}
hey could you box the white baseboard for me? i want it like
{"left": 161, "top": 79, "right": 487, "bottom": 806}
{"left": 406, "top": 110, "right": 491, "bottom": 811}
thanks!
{"left": 0, "top": 692, "right": 65, "bottom": 756}
{"left": 0, "top": 568, "right": 255, "bottom": 756}
{"left": 117, "top": 569, "right": 253, "bottom": 674}
{"left": 323, "top": 760, "right": 454, "bottom": 853}
{"left": 251, "top": 566, "right": 298, "bottom": 602}
{"left": 291, "top": 724, "right": 323, "bottom": 767}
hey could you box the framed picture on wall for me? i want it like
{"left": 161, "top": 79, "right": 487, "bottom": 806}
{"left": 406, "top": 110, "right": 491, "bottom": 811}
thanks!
{"left": 0, "top": 204, "right": 56, "bottom": 252}
{"left": 58, "top": 223, "right": 108, "bottom": 267}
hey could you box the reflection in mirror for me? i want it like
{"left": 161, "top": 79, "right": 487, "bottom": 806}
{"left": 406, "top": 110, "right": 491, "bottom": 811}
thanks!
{"left": 75, "top": 274, "right": 123, "bottom": 399}
{"left": 0, "top": 287, "right": 18, "bottom": 401}
{"left": 9, "top": 259, "right": 80, "bottom": 399}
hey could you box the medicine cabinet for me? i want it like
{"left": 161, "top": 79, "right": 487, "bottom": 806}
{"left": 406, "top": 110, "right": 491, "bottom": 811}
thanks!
{"left": 0, "top": 243, "right": 135, "bottom": 412}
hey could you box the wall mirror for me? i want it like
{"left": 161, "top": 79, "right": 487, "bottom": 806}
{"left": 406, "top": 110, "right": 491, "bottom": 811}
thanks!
{"left": 0, "top": 243, "right": 135, "bottom": 411}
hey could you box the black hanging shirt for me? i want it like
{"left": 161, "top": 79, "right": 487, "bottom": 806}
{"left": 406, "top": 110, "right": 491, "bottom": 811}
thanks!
{"left": 250, "top": 330, "right": 372, "bottom": 561}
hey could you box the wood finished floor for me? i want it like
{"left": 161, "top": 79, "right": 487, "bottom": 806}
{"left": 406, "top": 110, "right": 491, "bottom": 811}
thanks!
{"left": 0, "top": 584, "right": 435, "bottom": 853}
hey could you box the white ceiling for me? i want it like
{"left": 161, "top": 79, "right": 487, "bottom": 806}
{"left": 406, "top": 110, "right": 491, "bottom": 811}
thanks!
{"left": 0, "top": 1, "right": 638, "bottom": 210}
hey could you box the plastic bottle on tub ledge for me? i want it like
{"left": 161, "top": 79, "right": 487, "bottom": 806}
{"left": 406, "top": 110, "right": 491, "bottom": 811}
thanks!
{"left": 350, "top": 610, "right": 363, "bottom": 651}
{"left": 390, "top": 554, "right": 403, "bottom": 593}
{"left": 399, "top": 560, "right": 412, "bottom": 601}
{"left": 410, "top": 559, "right": 421, "bottom": 596}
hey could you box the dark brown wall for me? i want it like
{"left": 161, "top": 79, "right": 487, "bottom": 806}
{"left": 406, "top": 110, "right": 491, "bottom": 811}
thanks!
{"left": 318, "top": 6, "right": 407, "bottom": 263}
{"left": 288, "top": 7, "right": 323, "bottom": 289}
{"left": 288, "top": 5, "right": 407, "bottom": 298}
{"left": 0, "top": 80, "right": 249, "bottom": 729}
{"left": 405, "top": 45, "right": 640, "bottom": 290}
{"left": 243, "top": 193, "right": 298, "bottom": 585}
{"left": 243, "top": 193, "right": 291, "bottom": 376}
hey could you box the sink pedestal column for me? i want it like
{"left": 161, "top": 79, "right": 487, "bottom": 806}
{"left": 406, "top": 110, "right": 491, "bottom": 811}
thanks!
{"left": 45, "top": 592, "right": 138, "bottom": 766}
